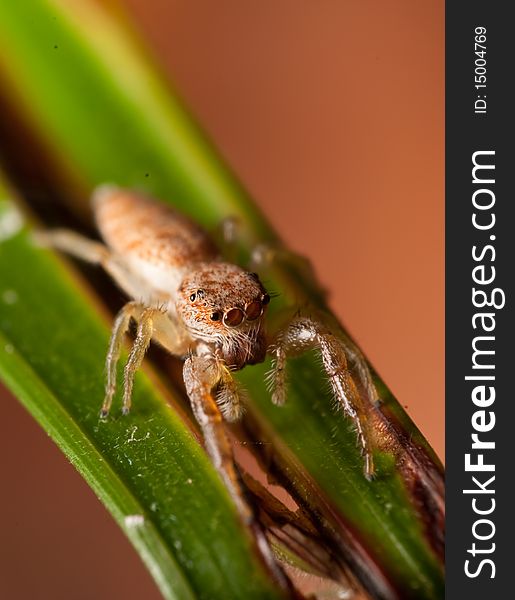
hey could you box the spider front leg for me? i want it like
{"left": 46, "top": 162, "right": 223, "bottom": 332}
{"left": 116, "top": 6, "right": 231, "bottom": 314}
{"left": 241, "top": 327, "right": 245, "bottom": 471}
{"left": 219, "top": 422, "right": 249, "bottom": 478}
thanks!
{"left": 101, "top": 301, "right": 145, "bottom": 417}
{"left": 269, "top": 315, "right": 376, "bottom": 479}
{"left": 183, "top": 355, "right": 251, "bottom": 519}
{"left": 100, "top": 303, "right": 158, "bottom": 417}
{"left": 102, "top": 304, "right": 190, "bottom": 417}
{"left": 183, "top": 355, "right": 292, "bottom": 591}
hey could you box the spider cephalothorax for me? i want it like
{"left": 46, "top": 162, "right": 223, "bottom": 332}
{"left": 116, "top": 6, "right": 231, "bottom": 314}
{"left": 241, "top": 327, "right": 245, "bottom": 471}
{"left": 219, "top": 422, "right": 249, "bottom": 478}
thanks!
{"left": 177, "top": 262, "right": 270, "bottom": 368}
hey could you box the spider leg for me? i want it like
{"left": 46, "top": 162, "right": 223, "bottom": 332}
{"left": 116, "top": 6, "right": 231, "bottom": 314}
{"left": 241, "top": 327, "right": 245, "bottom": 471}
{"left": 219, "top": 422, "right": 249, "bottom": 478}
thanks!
{"left": 269, "top": 315, "right": 376, "bottom": 479}
{"left": 103, "top": 304, "right": 191, "bottom": 417}
{"left": 183, "top": 355, "right": 292, "bottom": 591}
{"left": 101, "top": 301, "right": 145, "bottom": 417}
{"left": 215, "top": 362, "right": 246, "bottom": 422}
{"left": 250, "top": 241, "right": 325, "bottom": 298}
{"left": 212, "top": 216, "right": 241, "bottom": 264}
{"left": 120, "top": 307, "right": 156, "bottom": 415}
{"left": 35, "top": 228, "right": 110, "bottom": 262}
{"left": 183, "top": 355, "right": 251, "bottom": 518}
{"left": 343, "top": 341, "right": 381, "bottom": 407}
{"left": 35, "top": 228, "right": 154, "bottom": 300}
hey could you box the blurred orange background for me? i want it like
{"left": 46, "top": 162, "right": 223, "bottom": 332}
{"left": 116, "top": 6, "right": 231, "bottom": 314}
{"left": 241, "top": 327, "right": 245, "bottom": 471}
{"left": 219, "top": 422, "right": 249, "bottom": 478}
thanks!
{"left": 0, "top": 1, "right": 443, "bottom": 598}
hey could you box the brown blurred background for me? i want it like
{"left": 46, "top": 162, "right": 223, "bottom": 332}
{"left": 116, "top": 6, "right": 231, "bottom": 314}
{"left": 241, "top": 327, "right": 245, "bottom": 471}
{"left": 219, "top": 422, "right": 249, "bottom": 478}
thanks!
{"left": 0, "top": 1, "right": 443, "bottom": 598}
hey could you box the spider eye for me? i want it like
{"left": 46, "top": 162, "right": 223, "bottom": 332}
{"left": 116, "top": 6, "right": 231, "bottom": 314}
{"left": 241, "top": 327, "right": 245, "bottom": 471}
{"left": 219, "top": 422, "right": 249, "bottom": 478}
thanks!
{"left": 223, "top": 308, "right": 245, "bottom": 327}
{"left": 245, "top": 300, "right": 262, "bottom": 320}
{"left": 262, "top": 293, "right": 271, "bottom": 305}
{"left": 210, "top": 311, "right": 221, "bottom": 321}
{"left": 189, "top": 289, "right": 205, "bottom": 302}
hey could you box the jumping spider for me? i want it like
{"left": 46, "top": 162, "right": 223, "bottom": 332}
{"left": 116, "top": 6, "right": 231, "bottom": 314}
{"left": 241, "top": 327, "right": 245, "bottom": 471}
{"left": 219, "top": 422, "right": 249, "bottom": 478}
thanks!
{"left": 41, "top": 186, "right": 379, "bottom": 581}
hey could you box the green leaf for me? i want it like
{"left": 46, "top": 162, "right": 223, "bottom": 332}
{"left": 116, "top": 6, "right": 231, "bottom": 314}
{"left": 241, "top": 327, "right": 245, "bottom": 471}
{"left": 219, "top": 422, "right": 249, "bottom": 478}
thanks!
{"left": 0, "top": 1, "right": 444, "bottom": 598}
{"left": 0, "top": 185, "right": 284, "bottom": 600}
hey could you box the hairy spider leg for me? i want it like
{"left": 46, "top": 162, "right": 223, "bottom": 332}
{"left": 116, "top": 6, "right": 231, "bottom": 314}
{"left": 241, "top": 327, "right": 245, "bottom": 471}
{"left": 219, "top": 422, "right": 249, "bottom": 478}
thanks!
{"left": 269, "top": 315, "right": 376, "bottom": 479}
{"left": 36, "top": 229, "right": 151, "bottom": 301}
{"left": 183, "top": 355, "right": 293, "bottom": 593}
{"left": 119, "top": 306, "right": 155, "bottom": 415}
{"left": 212, "top": 215, "right": 241, "bottom": 264}
{"left": 35, "top": 228, "right": 110, "bottom": 264}
{"left": 215, "top": 361, "right": 246, "bottom": 422}
{"left": 105, "top": 304, "right": 191, "bottom": 416}
{"left": 102, "top": 301, "right": 144, "bottom": 416}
